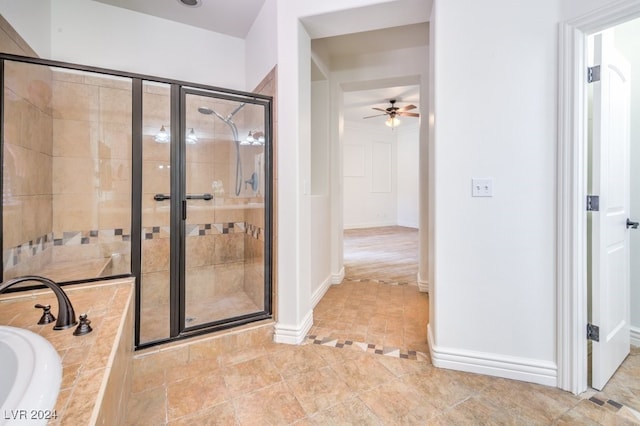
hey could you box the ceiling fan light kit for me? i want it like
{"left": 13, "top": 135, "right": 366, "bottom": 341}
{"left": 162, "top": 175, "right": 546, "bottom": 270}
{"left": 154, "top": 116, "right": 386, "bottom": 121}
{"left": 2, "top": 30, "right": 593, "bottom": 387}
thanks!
{"left": 363, "top": 99, "right": 419, "bottom": 129}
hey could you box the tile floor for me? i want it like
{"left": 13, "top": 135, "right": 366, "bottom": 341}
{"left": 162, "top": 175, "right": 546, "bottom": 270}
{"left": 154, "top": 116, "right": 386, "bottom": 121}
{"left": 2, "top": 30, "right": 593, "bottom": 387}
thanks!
{"left": 125, "top": 227, "right": 640, "bottom": 425}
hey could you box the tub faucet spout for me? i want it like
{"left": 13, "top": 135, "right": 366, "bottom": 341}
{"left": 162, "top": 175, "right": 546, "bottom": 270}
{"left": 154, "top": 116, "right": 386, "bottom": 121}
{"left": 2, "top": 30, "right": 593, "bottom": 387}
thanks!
{"left": 0, "top": 275, "right": 77, "bottom": 330}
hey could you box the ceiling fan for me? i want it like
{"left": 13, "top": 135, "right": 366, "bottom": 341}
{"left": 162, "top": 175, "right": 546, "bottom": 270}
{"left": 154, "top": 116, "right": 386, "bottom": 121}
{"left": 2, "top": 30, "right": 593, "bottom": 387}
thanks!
{"left": 363, "top": 99, "right": 419, "bottom": 127}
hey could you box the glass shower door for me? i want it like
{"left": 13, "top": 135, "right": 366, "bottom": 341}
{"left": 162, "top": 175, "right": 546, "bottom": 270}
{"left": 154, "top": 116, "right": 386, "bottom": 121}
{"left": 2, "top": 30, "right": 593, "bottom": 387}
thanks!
{"left": 182, "top": 90, "right": 269, "bottom": 329}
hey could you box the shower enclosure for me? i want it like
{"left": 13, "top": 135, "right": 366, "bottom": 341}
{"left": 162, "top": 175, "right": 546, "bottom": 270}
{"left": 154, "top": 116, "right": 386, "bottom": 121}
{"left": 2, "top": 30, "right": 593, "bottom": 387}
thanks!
{"left": 1, "top": 53, "right": 273, "bottom": 347}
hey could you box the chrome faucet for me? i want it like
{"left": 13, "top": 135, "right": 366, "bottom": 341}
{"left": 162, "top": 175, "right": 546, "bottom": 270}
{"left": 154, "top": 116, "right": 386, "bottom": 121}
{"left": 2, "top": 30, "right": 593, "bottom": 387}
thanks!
{"left": 0, "top": 275, "right": 78, "bottom": 330}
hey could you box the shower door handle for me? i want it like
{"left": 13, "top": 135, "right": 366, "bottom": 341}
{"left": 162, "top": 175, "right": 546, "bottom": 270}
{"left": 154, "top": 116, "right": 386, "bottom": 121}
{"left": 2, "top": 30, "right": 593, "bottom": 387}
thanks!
{"left": 185, "top": 193, "right": 213, "bottom": 201}
{"left": 154, "top": 193, "right": 213, "bottom": 201}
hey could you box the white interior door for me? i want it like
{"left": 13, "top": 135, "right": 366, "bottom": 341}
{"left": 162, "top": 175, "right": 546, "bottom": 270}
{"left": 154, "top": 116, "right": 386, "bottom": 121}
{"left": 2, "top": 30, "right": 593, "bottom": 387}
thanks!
{"left": 590, "top": 30, "right": 631, "bottom": 391}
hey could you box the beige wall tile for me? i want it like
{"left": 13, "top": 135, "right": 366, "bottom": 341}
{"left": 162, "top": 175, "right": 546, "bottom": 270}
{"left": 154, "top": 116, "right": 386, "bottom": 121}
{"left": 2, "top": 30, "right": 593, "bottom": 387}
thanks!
{"left": 52, "top": 70, "right": 84, "bottom": 84}
{"left": 84, "top": 74, "right": 131, "bottom": 91}
{"left": 142, "top": 134, "right": 171, "bottom": 162}
{"left": 52, "top": 80, "right": 99, "bottom": 122}
{"left": 2, "top": 201, "right": 23, "bottom": 249}
{"left": 101, "top": 122, "right": 131, "bottom": 160}
{"left": 142, "top": 197, "right": 170, "bottom": 227}
{"left": 4, "top": 143, "right": 51, "bottom": 196}
{"left": 52, "top": 157, "right": 97, "bottom": 195}
{"left": 213, "top": 262, "right": 244, "bottom": 296}
{"left": 21, "top": 195, "right": 53, "bottom": 241}
{"left": 99, "top": 86, "right": 132, "bottom": 124}
{"left": 98, "top": 198, "right": 132, "bottom": 230}
{"left": 3, "top": 89, "right": 24, "bottom": 147}
{"left": 214, "top": 233, "right": 244, "bottom": 264}
{"left": 185, "top": 265, "right": 216, "bottom": 303}
{"left": 186, "top": 161, "right": 214, "bottom": 194}
{"left": 185, "top": 235, "right": 216, "bottom": 268}
{"left": 4, "top": 61, "right": 52, "bottom": 114}
{"left": 185, "top": 204, "right": 214, "bottom": 226}
{"left": 53, "top": 118, "right": 99, "bottom": 158}
{"left": 53, "top": 193, "right": 98, "bottom": 232}
{"left": 141, "top": 238, "right": 170, "bottom": 273}
{"left": 142, "top": 91, "right": 170, "bottom": 129}
{"left": 22, "top": 100, "right": 53, "bottom": 154}
{"left": 143, "top": 161, "right": 171, "bottom": 194}
{"left": 98, "top": 158, "right": 131, "bottom": 194}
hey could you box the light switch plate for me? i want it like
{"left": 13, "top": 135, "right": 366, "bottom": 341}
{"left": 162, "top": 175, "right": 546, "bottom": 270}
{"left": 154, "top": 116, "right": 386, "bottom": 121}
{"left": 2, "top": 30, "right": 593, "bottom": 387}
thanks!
{"left": 472, "top": 178, "right": 493, "bottom": 197}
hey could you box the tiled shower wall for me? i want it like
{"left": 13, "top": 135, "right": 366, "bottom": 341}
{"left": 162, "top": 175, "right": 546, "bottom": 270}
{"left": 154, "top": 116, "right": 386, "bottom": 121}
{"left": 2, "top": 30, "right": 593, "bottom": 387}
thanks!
{"left": 1, "top": 16, "right": 54, "bottom": 278}
{"left": 1, "top": 14, "right": 134, "bottom": 281}
{"left": 3, "top": 67, "right": 133, "bottom": 280}
{"left": 50, "top": 69, "right": 132, "bottom": 274}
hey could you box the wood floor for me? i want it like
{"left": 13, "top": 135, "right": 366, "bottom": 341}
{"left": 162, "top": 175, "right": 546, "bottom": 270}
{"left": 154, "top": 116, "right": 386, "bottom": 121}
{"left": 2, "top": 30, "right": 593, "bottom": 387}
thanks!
{"left": 343, "top": 226, "right": 418, "bottom": 284}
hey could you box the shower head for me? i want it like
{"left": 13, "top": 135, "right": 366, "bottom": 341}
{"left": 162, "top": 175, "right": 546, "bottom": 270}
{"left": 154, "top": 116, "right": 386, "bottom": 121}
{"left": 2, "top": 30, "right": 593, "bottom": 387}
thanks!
{"left": 198, "top": 106, "right": 214, "bottom": 115}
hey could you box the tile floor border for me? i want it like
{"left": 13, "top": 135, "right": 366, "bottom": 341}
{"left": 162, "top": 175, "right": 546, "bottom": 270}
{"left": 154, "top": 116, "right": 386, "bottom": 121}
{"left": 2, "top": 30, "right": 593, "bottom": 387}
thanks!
{"left": 305, "top": 334, "right": 429, "bottom": 362}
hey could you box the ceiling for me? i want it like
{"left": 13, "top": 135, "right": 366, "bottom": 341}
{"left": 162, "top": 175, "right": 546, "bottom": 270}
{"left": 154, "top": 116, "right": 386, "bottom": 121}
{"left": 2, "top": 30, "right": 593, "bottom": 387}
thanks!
{"left": 343, "top": 86, "right": 421, "bottom": 124}
{"left": 93, "top": 0, "right": 428, "bottom": 127}
{"left": 93, "top": 0, "right": 265, "bottom": 38}
{"left": 314, "top": 22, "right": 427, "bottom": 125}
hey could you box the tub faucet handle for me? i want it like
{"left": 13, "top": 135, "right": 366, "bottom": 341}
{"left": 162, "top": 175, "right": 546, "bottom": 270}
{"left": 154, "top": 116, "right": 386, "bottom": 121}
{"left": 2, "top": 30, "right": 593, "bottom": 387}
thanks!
{"left": 34, "top": 303, "right": 56, "bottom": 325}
{"left": 73, "top": 313, "right": 93, "bottom": 336}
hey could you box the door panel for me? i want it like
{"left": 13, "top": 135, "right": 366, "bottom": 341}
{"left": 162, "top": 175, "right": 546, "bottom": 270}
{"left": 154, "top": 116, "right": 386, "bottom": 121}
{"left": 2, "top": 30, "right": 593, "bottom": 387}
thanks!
{"left": 182, "top": 91, "right": 268, "bottom": 329}
{"left": 590, "top": 30, "right": 631, "bottom": 390}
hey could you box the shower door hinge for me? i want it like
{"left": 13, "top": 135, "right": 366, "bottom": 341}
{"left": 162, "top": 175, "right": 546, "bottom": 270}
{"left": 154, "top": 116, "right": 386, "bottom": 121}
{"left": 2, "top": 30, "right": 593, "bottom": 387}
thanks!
{"left": 587, "top": 323, "right": 600, "bottom": 342}
{"left": 587, "top": 65, "right": 601, "bottom": 83}
{"left": 587, "top": 195, "right": 599, "bottom": 212}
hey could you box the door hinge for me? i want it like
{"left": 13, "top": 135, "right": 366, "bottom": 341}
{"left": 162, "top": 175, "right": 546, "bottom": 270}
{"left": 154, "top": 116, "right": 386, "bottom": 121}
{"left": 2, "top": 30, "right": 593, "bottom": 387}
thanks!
{"left": 587, "top": 65, "right": 601, "bottom": 83}
{"left": 587, "top": 195, "right": 600, "bottom": 212}
{"left": 587, "top": 323, "right": 600, "bottom": 342}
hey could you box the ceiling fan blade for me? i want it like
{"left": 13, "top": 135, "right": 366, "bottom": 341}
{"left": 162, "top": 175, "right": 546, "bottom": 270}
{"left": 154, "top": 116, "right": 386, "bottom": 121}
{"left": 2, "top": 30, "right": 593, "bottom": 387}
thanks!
{"left": 397, "top": 104, "right": 417, "bottom": 112}
{"left": 372, "top": 107, "right": 388, "bottom": 113}
{"left": 363, "top": 113, "right": 387, "bottom": 119}
{"left": 398, "top": 112, "right": 420, "bottom": 117}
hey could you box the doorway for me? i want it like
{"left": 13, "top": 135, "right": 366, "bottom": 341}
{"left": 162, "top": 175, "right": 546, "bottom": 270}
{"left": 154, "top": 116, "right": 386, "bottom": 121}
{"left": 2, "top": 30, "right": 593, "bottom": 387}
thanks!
{"left": 557, "top": 3, "right": 640, "bottom": 395}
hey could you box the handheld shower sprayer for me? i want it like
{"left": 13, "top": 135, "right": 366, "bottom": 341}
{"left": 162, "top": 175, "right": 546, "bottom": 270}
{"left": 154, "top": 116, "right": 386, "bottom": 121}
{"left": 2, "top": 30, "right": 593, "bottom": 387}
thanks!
{"left": 198, "top": 103, "right": 246, "bottom": 196}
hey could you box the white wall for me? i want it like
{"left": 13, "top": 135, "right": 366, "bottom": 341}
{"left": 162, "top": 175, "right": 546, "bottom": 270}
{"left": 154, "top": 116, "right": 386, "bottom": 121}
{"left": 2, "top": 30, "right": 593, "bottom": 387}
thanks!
{"left": 614, "top": 18, "right": 640, "bottom": 342}
{"left": 311, "top": 80, "right": 330, "bottom": 195}
{"left": 0, "top": 0, "right": 51, "bottom": 57}
{"left": 343, "top": 121, "right": 397, "bottom": 228}
{"left": 429, "top": 0, "right": 559, "bottom": 385}
{"left": 245, "top": 0, "right": 277, "bottom": 90}
{"left": 49, "top": 0, "right": 245, "bottom": 89}
{"left": 310, "top": 194, "right": 332, "bottom": 305}
{"left": 397, "top": 123, "right": 419, "bottom": 228}
{"left": 310, "top": 77, "right": 332, "bottom": 304}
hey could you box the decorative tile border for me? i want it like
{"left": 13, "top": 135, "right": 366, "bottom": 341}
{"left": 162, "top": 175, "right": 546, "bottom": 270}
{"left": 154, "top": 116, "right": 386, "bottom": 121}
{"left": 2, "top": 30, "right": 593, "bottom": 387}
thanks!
{"left": 143, "top": 222, "right": 263, "bottom": 241}
{"left": 344, "top": 277, "right": 413, "bottom": 286}
{"left": 53, "top": 228, "right": 131, "bottom": 246}
{"left": 3, "top": 233, "right": 53, "bottom": 269}
{"left": 5, "top": 221, "right": 265, "bottom": 270}
{"left": 305, "top": 335, "right": 429, "bottom": 361}
{"left": 3, "top": 228, "right": 131, "bottom": 271}
{"left": 587, "top": 395, "right": 640, "bottom": 420}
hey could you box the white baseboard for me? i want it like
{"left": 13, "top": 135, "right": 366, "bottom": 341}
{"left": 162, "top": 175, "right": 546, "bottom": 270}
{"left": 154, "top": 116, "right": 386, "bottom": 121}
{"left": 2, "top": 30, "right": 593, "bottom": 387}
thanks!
{"left": 427, "top": 325, "right": 557, "bottom": 387}
{"left": 417, "top": 272, "right": 429, "bottom": 293}
{"left": 397, "top": 221, "right": 419, "bottom": 229}
{"left": 331, "top": 267, "right": 345, "bottom": 284}
{"left": 311, "top": 276, "right": 331, "bottom": 308}
{"left": 344, "top": 221, "right": 396, "bottom": 230}
{"left": 631, "top": 326, "right": 640, "bottom": 347}
{"left": 274, "top": 310, "right": 313, "bottom": 345}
